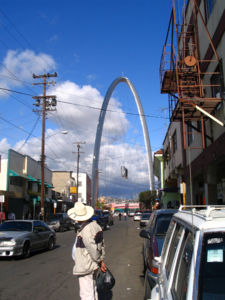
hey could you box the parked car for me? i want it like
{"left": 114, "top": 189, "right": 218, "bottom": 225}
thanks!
{"left": 46, "top": 213, "right": 73, "bottom": 232}
{"left": 140, "top": 212, "right": 152, "bottom": 227}
{"left": 94, "top": 210, "right": 109, "bottom": 229}
{"left": 128, "top": 210, "right": 135, "bottom": 217}
{"left": 74, "top": 210, "right": 109, "bottom": 233}
{"left": 139, "top": 209, "right": 177, "bottom": 299}
{"left": 151, "top": 205, "right": 225, "bottom": 300}
{"left": 102, "top": 210, "right": 114, "bottom": 226}
{"left": 134, "top": 211, "right": 142, "bottom": 221}
{"left": 0, "top": 220, "right": 56, "bottom": 258}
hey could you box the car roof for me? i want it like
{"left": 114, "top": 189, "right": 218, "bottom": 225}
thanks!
{"left": 174, "top": 205, "right": 225, "bottom": 231}
{"left": 152, "top": 209, "right": 178, "bottom": 215}
{"left": 5, "top": 220, "right": 33, "bottom": 222}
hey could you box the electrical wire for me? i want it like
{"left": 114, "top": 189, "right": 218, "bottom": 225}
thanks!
{"left": 57, "top": 98, "right": 169, "bottom": 119}
{"left": 16, "top": 115, "right": 41, "bottom": 152}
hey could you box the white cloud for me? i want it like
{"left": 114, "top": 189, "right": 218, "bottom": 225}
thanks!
{"left": 0, "top": 49, "right": 56, "bottom": 97}
{"left": 0, "top": 47, "right": 151, "bottom": 197}
{"left": 0, "top": 138, "right": 11, "bottom": 158}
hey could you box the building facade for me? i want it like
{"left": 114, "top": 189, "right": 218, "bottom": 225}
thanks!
{"left": 0, "top": 149, "right": 53, "bottom": 219}
{"left": 52, "top": 171, "right": 76, "bottom": 211}
{"left": 160, "top": 0, "right": 225, "bottom": 205}
{"left": 72, "top": 172, "right": 91, "bottom": 205}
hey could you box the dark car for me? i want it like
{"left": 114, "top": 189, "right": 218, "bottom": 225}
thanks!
{"left": 139, "top": 209, "right": 177, "bottom": 299}
{"left": 102, "top": 210, "right": 114, "bottom": 226}
{"left": 74, "top": 211, "right": 109, "bottom": 233}
{"left": 140, "top": 212, "right": 151, "bottom": 227}
{"left": 94, "top": 210, "right": 109, "bottom": 230}
{"left": 0, "top": 220, "right": 56, "bottom": 258}
{"left": 46, "top": 213, "right": 73, "bottom": 232}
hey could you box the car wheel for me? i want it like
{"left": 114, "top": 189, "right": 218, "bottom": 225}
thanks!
{"left": 59, "top": 225, "right": 63, "bottom": 232}
{"left": 22, "top": 241, "right": 31, "bottom": 258}
{"left": 48, "top": 237, "right": 55, "bottom": 250}
{"left": 144, "top": 270, "right": 151, "bottom": 300}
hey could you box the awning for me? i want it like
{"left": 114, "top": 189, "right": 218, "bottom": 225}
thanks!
{"left": 45, "top": 183, "right": 53, "bottom": 188}
{"left": 9, "top": 170, "right": 19, "bottom": 177}
{"left": 27, "top": 175, "right": 38, "bottom": 182}
{"left": 8, "top": 169, "right": 28, "bottom": 179}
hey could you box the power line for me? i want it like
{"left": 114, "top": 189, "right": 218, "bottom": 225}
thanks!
{"left": 0, "top": 87, "right": 33, "bottom": 96}
{"left": 57, "top": 99, "right": 169, "bottom": 119}
{"left": 16, "top": 115, "right": 41, "bottom": 152}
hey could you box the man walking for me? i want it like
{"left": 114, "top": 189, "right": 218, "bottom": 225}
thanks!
{"left": 68, "top": 202, "right": 106, "bottom": 300}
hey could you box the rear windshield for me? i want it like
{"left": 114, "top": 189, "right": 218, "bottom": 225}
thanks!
{"left": 142, "top": 213, "right": 151, "bottom": 219}
{"left": 0, "top": 221, "right": 32, "bottom": 232}
{"left": 154, "top": 214, "right": 173, "bottom": 235}
{"left": 49, "top": 214, "right": 63, "bottom": 220}
{"left": 199, "top": 232, "right": 225, "bottom": 300}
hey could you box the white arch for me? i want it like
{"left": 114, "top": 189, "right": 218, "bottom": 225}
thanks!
{"left": 91, "top": 77, "right": 154, "bottom": 207}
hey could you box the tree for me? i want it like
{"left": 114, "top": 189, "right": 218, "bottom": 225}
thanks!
{"left": 139, "top": 190, "right": 157, "bottom": 209}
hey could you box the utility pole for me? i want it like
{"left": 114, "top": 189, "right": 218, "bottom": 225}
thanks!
{"left": 73, "top": 142, "right": 85, "bottom": 202}
{"left": 32, "top": 72, "right": 57, "bottom": 220}
{"left": 95, "top": 169, "right": 101, "bottom": 208}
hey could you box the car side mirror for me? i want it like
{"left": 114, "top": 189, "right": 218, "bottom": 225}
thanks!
{"left": 139, "top": 229, "right": 150, "bottom": 239}
{"left": 33, "top": 228, "right": 39, "bottom": 233}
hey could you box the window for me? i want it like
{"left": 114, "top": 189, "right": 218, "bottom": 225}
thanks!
{"left": 198, "top": 232, "right": 225, "bottom": 300}
{"left": 204, "top": 0, "right": 217, "bottom": 22}
{"left": 172, "top": 131, "right": 177, "bottom": 154}
{"left": 165, "top": 224, "right": 183, "bottom": 278}
{"left": 33, "top": 221, "right": 48, "bottom": 232}
{"left": 154, "top": 214, "right": 174, "bottom": 235}
{"left": 161, "top": 219, "right": 176, "bottom": 260}
{"left": 172, "top": 230, "right": 194, "bottom": 300}
{"left": 187, "top": 121, "right": 194, "bottom": 146}
{"left": 10, "top": 176, "right": 23, "bottom": 187}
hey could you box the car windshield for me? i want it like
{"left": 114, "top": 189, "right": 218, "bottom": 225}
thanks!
{"left": 0, "top": 221, "right": 32, "bottom": 232}
{"left": 142, "top": 213, "right": 151, "bottom": 220}
{"left": 199, "top": 232, "right": 225, "bottom": 300}
{"left": 154, "top": 214, "right": 173, "bottom": 235}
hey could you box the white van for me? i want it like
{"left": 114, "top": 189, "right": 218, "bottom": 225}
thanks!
{"left": 151, "top": 205, "right": 225, "bottom": 300}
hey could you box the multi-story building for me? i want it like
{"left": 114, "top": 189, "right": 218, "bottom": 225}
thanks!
{"left": 72, "top": 172, "right": 91, "bottom": 205}
{"left": 160, "top": 0, "right": 225, "bottom": 205}
{"left": 0, "top": 149, "right": 53, "bottom": 219}
{"left": 51, "top": 171, "right": 76, "bottom": 211}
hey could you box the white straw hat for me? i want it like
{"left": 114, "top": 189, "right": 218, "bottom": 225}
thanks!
{"left": 68, "top": 202, "right": 94, "bottom": 221}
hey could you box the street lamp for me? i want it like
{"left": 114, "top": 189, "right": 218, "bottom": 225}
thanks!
{"left": 46, "top": 130, "right": 68, "bottom": 139}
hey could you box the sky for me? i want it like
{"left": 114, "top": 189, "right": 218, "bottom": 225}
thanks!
{"left": 0, "top": 0, "right": 173, "bottom": 199}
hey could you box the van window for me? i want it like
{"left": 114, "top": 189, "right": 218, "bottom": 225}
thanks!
{"left": 165, "top": 224, "right": 183, "bottom": 278}
{"left": 171, "top": 230, "right": 194, "bottom": 300}
{"left": 198, "top": 232, "right": 225, "bottom": 300}
{"left": 154, "top": 214, "right": 174, "bottom": 235}
{"left": 161, "top": 219, "right": 176, "bottom": 259}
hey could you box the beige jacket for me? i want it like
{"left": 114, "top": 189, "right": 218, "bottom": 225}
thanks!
{"left": 72, "top": 220, "right": 105, "bottom": 276}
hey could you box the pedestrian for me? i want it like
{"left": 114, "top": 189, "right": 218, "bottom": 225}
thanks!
{"left": 123, "top": 212, "right": 127, "bottom": 221}
{"left": 68, "top": 202, "right": 106, "bottom": 300}
{"left": 8, "top": 211, "right": 16, "bottom": 220}
{"left": 119, "top": 212, "right": 122, "bottom": 221}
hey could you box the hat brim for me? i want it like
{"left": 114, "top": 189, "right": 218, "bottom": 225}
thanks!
{"left": 68, "top": 205, "right": 94, "bottom": 221}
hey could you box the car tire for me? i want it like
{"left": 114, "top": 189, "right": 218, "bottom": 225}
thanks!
{"left": 22, "top": 241, "right": 31, "bottom": 258}
{"left": 59, "top": 225, "right": 63, "bottom": 232}
{"left": 144, "top": 270, "right": 151, "bottom": 300}
{"left": 48, "top": 237, "right": 55, "bottom": 250}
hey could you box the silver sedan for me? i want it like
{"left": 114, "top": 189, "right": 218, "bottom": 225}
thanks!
{"left": 0, "top": 220, "right": 56, "bottom": 258}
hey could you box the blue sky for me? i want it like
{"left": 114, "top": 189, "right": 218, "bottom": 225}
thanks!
{"left": 0, "top": 0, "right": 172, "bottom": 198}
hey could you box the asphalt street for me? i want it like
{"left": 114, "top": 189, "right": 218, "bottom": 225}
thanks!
{"left": 0, "top": 217, "right": 145, "bottom": 300}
